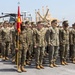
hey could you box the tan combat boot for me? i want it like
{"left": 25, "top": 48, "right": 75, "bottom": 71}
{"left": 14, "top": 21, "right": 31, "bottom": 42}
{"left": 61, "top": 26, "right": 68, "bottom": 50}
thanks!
{"left": 53, "top": 59, "right": 58, "bottom": 67}
{"left": 36, "top": 65, "right": 40, "bottom": 69}
{"left": 40, "top": 65, "right": 44, "bottom": 69}
{"left": 12, "top": 59, "right": 15, "bottom": 63}
{"left": 64, "top": 61, "right": 68, "bottom": 65}
{"left": 5, "top": 57, "right": 9, "bottom": 60}
{"left": 49, "top": 60, "right": 54, "bottom": 68}
{"left": 49, "top": 63, "right": 54, "bottom": 68}
{"left": 17, "top": 65, "right": 22, "bottom": 73}
{"left": 0, "top": 55, "right": 3, "bottom": 58}
{"left": 26, "top": 61, "right": 31, "bottom": 65}
{"left": 21, "top": 66, "right": 27, "bottom": 72}
{"left": 73, "top": 58, "right": 75, "bottom": 64}
{"left": 61, "top": 61, "right": 65, "bottom": 66}
{"left": 2, "top": 57, "right": 5, "bottom": 61}
{"left": 53, "top": 62, "right": 58, "bottom": 67}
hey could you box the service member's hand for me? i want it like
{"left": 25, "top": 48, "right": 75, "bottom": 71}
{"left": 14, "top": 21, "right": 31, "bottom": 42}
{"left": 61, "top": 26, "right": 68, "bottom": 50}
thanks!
{"left": 48, "top": 43, "right": 53, "bottom": 46}
{"left": 50, "top": 43, "right": 53, "bottom": 46}
{"left": 34, "top": 45, "right": 37, "bottom": 48}
{"left": 15, "top": 48, "right": 18, "bottom": 51}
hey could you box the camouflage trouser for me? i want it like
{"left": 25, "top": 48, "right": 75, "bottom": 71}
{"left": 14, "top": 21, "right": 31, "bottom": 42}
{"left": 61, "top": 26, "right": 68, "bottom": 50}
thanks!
{"left": 2, "top": 42, "right": 10, "bottom": 57}
{"left": 48, "top": 46, "right": 58, "bottom": 64}
{"left": 16, "top": 49, "right": 27, "bottom": 66}
{"left": 35, "top": 47, "right": 45, "bottom": 65}
{"left": 10, "top": 42, "right": 16, "bottom": 62}
{"left": 16, "top": 50, "right": 21, "bottom": 65}
{"left": 27, "top": 44, "right": 33, "bottom": 60}
{"left": 21, "top": 49, "right": 27, "bottom": 66}
{"left": 69, "top": 45, "right": 73, "bottom": 59}
{"left": 0, "top": 43, "right": 2, "bottom": 56}
{"left": 60, "top": 44, "right": 69, "bottom": 61}
{"left": 10, "top": 42, "right": 15, "bottom": 56}
{"left": 32, "top": 45, "right": 36, "bottom": 57}
{"left": 72, "top": 44, "right": 75, "bottom": 59}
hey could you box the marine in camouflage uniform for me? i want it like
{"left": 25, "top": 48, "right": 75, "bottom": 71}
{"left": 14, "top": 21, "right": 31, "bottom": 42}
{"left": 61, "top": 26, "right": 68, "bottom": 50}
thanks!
{"left": 16, "top": 23, "right": 27, "bottom": 72}
{"left": 25, "top": 21, "right": 33, "bottom": 64}
{"left": 33, "top": 21, "right": 46, "bottom": 69}
{"left": 0, "top": 25, "right": 2, "bottom": 58}
{"left": 69, "top": 23, "right": 75, "bottom": 64}
{"left": 46, "top": 20, "right": 59, "bottom": 68}
{"left": 10, "top": 23, "right": 16, "bottom": 63}
{"left": 44, "top": 22, "right": 49, "bottom": 56}
{"left": 30, "top": 22, "right": 36, "bottom": 58}
{"left": 59, "top": 20, "right": 69, "bottom": 65}
{"left": 1, "top": 21, "right": 11, "bottom": 60}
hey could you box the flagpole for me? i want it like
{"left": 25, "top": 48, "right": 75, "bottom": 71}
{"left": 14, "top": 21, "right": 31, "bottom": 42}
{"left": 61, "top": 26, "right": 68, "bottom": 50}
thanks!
{"left": 16, "top": 1, "right": 20, "bottom": 67}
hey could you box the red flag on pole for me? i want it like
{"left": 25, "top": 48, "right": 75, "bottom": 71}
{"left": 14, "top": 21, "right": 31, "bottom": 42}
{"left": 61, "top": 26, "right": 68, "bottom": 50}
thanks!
{"left": 17, "top": 6, "right": 21, "bottom": 33}
{"left": 16, "top": 5, "right": 22, "bottom": 66}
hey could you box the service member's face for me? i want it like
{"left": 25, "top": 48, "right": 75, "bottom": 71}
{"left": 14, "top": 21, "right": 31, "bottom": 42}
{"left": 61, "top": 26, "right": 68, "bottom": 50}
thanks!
{"left": 63, "top": 23, "right": 69, "bottom": 29}
{"left": 31, "top": 25, "right": 34, "bottom": 28}
{"left": 37, "top": 24, "right": 43, "bottom": 30}
{"left": 52, "top": 21, "right": 57, "bottom": 28}
{"left": 3, "top": 23, "right": 8, "bottom": 28}
{"left": 63, "top": 25, "right": 69, "bottom": 30}
{"left": 29, "top": 24, "right": 32, "bottom": 28}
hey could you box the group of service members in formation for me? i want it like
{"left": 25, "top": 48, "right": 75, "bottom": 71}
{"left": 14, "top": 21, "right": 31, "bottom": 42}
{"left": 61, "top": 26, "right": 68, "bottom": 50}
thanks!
{"left": 0, "top": 19, "right": 75, "bottom": 73}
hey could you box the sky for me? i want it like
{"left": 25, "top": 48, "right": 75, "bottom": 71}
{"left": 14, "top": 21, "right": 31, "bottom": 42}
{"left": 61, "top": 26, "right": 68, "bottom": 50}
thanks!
{"left": 0, "top": 0, "right": 75, "bottom": 25}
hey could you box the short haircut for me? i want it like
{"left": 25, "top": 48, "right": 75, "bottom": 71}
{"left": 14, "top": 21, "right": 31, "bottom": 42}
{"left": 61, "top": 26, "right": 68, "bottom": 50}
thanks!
{"left": 25, "top": 21, "right": 30, "bottom": 25}
{"left": 51, "top": 19, "right": 57, "bottom": 24}
{"left": 62, "top": 20, "right": 68, "bottom": 25}
{"left": 36, "top": 21, "right": 42, "bottom": 25}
